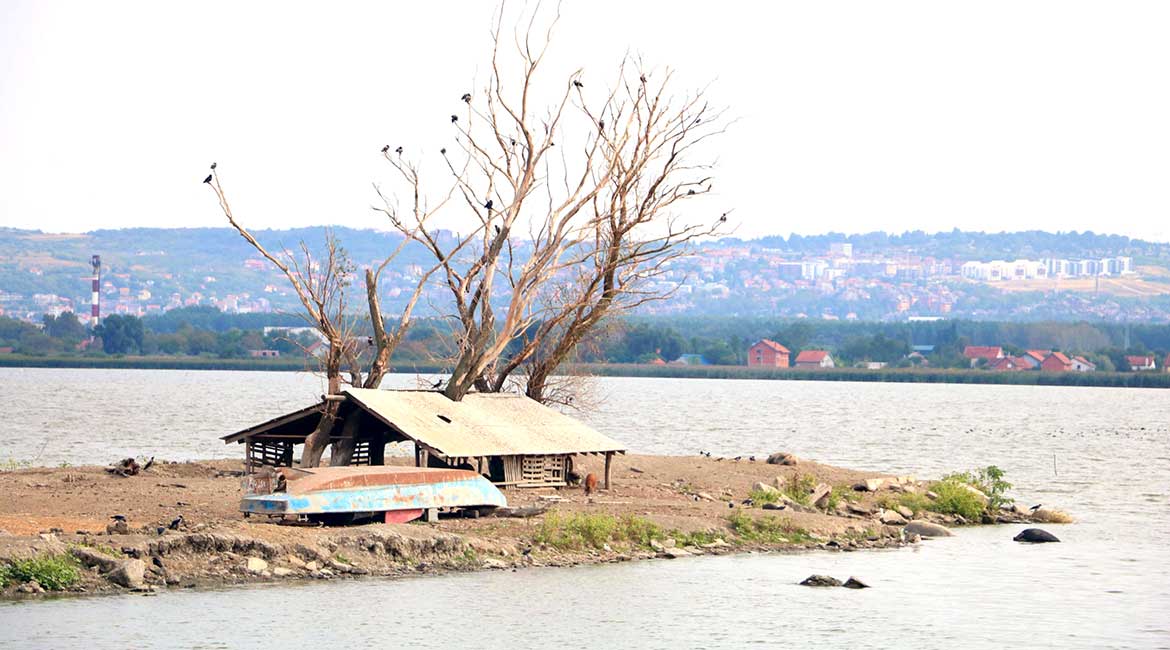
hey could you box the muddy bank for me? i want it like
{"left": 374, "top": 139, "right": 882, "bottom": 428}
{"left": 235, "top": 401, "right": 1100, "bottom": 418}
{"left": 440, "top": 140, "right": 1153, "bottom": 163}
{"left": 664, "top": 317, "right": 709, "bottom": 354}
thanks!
{"left": 0, "top": 454, "right": 1059, "bottom": 599}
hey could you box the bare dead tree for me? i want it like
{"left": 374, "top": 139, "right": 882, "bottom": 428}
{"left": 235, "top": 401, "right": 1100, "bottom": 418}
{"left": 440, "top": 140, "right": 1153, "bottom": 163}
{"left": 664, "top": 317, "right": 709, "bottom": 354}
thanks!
{"left": 374, "top": 5, "right": 726, "bottom": 404}
{"left": 207, "top": 173, "right": 439, "bottom": 466}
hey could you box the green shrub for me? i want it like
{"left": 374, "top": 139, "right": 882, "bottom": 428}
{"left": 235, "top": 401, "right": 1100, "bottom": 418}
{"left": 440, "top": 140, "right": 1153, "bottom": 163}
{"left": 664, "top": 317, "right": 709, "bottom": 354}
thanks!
{"left": 826, "top": 485, "right": 855, "bottom": 510}
{"left": 748, "top": 487, "right": 781, "bottom": 505}
{"left": 779, "top": 474, "right": 817, "bottom": 505}
{"left": 927, "top": 480, "right": 986, "bottom": 520}
{"left": 670, "top": 529, "right": 725, "bottom": 547}
{"left": 879, "top": 491, "right": 932, "bottom": 516}
{"left": 0, "top": 554, "right": 81, "bottom": 591}
{"left": 727, "top": 512, "right": 812, "bottom": 544}
{"left": 535, "top": 512, "right": 663, "bottom": 550}
{"left": 941, "top": 465, "right": 1014, "bottom": 510}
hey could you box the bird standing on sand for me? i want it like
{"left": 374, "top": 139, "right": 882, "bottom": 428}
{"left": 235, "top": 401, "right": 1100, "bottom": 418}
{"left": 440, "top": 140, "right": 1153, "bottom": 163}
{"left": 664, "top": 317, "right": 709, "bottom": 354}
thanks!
{"left": 168, "top": 515, "right": 183, "bottom": 531}
{"left": 110, "top": 514, "right": 126, "bottom": 522}
{"left": 733, "top": 456, "right": 742, "bottom": 462}
{"left": 202, "top": 174, "right": 212, "bottom": 184}
{"left": 749, "top": 456, "right": 756, "bottom": 462}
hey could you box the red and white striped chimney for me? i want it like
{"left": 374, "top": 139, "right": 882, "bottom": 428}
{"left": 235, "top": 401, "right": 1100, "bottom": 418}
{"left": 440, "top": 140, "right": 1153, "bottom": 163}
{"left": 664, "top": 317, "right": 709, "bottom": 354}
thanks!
{"left": 90, "top": 254, "right": 101, "bottom": 326}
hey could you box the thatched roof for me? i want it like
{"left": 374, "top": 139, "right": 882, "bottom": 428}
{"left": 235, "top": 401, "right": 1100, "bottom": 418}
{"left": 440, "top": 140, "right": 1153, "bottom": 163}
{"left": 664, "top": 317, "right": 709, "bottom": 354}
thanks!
{"left": 223, "top": 387, "right": 625, "bottom": 458}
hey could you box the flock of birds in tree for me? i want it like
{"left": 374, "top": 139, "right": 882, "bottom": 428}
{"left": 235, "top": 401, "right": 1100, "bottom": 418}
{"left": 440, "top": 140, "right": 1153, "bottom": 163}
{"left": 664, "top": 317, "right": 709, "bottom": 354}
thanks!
{"left": 201, "top": 85, "right": 728, "bottom": 228}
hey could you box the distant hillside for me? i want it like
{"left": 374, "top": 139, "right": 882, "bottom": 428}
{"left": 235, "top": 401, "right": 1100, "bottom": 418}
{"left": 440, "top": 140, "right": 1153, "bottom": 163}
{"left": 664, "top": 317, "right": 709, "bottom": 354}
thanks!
{"left": 2, "top": 226, "right": 1169, "bottom": 323}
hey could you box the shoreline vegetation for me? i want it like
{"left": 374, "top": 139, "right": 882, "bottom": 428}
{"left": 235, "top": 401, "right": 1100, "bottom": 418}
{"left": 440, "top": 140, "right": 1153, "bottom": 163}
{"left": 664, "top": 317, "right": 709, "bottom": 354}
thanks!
{"left": 0, "top": 454, "right": 1068, "bottom": 600}
{"left": 2, "top": 354, "right": 1169, "bottom": 388}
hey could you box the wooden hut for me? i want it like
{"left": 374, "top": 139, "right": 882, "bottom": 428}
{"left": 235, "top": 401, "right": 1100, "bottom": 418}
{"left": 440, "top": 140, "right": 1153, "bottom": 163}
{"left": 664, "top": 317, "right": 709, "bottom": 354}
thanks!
{"left": 222, "top": 388, "right": 626, "bottom": 489}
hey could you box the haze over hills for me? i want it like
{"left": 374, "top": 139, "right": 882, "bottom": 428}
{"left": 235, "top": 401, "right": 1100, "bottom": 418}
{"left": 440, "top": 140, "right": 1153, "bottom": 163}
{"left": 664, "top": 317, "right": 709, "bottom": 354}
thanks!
{"left": 2, "top": 226, "right": 1169, "bottom": 324}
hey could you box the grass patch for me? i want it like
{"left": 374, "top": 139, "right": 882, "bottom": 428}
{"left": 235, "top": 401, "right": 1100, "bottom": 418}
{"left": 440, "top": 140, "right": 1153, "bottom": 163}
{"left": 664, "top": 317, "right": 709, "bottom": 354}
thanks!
{"left": 926, "top": 480, "right": 986, "bottom": 520}
{"left": 669, "top": 529, "right": 725, "bottom": 547}
{"left": 73, "top": 540, "right": 120, "bottom": 557}
{"left": 1, "top": 458, "right": 31, "bottom": 472}
{"left": 826, "top": 485, "right": 855, "bottom": 510}
{"left": 879, "top": 491, "right": 932, "bottom": 517}
{"left": 776, "top": 474, "right": 817, "bottom": 506}
{"left": 748, "top": 487, "right": 781, "bottom": 505}
{"left": 535, "top": 512, "right": 664, "bottom": 551}
{"left": 0, "top": 554, "right": 81, "bottom": 591}
{"left": 727, "top": 512, "right": 812, "bottom": 544}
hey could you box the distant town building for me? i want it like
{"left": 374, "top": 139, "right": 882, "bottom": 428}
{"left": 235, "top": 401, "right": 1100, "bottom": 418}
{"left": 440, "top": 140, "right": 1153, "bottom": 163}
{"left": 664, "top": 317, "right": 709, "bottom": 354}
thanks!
{"left": 748, "top": 339, "right": 790, "bottom": 368}
{"left": 1070, "top": 356, "right": 1096, "bottom": 372}
{"left": 794, "top": 350, "right": 834, "bottom": 369}
{"left": 248, "top": 349, "right": 281, "bottom": 358}
{"left": 1126, "top": 355, "right": 1156, "bottom": 371}
{"left": 1040, "top": 352, "right": 1073, "bottom": 372}
{"left": 829, "top": 242, "right": 853, "bottom": 258}
{"left": 963, "top": 346, "right": 1004, "bottom": 367}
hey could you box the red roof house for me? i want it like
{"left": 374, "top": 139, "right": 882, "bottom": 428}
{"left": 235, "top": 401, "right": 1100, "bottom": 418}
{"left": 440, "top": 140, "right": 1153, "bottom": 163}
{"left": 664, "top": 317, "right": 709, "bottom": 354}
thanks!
{"left": 989, "top": 356, "right": 1025, "bottom": 371}
{"left": 1127, "top": 355, "right": 1156, "bottom": 371}
{"left": 1040, "top": 352, "right": 1072, "bottom": 372}
{"left": 1017, "top": 350, "right": 1049, "bottom": 369}
{"left": 748, "top": 339, "right": 790, "bottom": 368}
{"left": 963, "top": 346, "right": 1004, "bottom": 367}
{"left": 794, "top": 350, "right": 835, "bottom": 369}
{"left": 1071, "top": 356, "right": 1096, "bottom": 372}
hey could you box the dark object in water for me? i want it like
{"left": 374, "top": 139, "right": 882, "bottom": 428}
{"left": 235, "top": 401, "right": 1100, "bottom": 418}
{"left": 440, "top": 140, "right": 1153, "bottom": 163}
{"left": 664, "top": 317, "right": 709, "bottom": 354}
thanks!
{"left": 842, "top": 577, "right": 870, "bottom": 589}
{"left": 800, "top": 574, "right": 842, "bottom": 587}
{"left": 1014, "top": 528, "right": 1060, "bottom": 543}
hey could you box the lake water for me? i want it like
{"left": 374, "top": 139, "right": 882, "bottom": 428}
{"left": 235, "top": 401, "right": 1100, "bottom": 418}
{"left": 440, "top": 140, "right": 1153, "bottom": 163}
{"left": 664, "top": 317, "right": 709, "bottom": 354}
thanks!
{"left": 1, "top": 368, "right": 1168, "bottom": 648}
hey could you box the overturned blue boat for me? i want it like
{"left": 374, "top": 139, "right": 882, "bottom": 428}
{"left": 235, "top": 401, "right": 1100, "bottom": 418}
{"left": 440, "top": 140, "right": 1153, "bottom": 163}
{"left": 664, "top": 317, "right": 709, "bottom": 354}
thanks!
{"left": 241, "top": 465, "right": 507, "bottom": 524}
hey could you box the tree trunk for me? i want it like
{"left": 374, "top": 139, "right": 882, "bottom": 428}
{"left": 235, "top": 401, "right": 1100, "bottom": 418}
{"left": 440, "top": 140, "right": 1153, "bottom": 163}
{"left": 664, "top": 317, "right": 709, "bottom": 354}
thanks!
{"left": 301, "top": 404, "right": 337, "bottom": 468}
{"left": 329, "top": 415, "right": 361, "bottom": 466}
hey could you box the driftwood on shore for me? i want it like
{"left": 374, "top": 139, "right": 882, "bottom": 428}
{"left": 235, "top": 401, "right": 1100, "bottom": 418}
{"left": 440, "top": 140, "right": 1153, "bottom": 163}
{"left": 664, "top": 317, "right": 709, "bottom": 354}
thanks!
{"left": 491, "top": 504, "right": 549, "bottom": 519}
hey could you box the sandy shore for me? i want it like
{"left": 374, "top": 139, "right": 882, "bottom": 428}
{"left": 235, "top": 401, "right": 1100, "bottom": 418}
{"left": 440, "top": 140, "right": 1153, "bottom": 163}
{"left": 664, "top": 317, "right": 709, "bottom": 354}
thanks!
{"left": 0, "top": 454, "right": 1050, "bottom": 599}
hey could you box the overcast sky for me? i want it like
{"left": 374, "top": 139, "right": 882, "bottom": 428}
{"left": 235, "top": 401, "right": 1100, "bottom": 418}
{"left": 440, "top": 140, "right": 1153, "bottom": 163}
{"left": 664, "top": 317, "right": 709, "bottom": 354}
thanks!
{"left": 1, "top": 1, "right": 1168, "bottom": 242}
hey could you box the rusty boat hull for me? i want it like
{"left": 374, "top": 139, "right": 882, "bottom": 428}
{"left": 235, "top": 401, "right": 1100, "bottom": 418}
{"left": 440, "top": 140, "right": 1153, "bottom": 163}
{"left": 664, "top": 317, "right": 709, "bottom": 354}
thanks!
{"left": 240, "top": 466, "right": 507, "bottom": 517}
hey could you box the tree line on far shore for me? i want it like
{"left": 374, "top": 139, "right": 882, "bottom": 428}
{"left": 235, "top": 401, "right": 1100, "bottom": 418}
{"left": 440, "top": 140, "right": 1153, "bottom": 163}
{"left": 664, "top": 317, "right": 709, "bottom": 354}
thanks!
{"left": 2, "top": 307, "right": 1166, "bottom": 374}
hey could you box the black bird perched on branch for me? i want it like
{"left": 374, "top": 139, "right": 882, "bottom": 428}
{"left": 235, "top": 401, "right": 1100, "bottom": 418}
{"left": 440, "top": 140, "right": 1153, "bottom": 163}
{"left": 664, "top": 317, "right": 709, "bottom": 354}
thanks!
{"left": 440, "top": 147, "right": 447, "bottom": 155}
{"left": 395, "top": 146, "right": 403, "bottom": 155}
{"left": 719, "top": 212, "right": 728, "bottom": 222}
{"left": 381, "top": 145, "right": 389, "bottom": 153}
{"left": 687, "top": 189, "right": 696, "bottom": 195}
{"left": 461, "top": 92, "right": 472, "bottom": 103}
{"left": 168, "top": 515, "right": 183, "bottom": 530}
{"left": 494, "top": 224, "right": 501, "bottom": 235}
{"left": 484, "top": 199, "right": 493, "bottom": 210}
{"left": 639, "top": 74, "right": 647, "bottom": 83}
{"left": 572, "top": 79, "right": 583, "bottom": 88}
{"left": 210, "top": 162, "right": 216, "bottom": 170}
{"left": 450, "top": 115, "right": 458, "bottom": 123}
{"left": 202, "top": 174, "right": 212, "bottom": 184}
{"left": 598, "top": 119, "right": 604, "bottom": 130}
{"left": 431, "top": 379, "right": 443, "bottom": 389}
{"left": 510, "top": 138, "right": 517, "bottom": 146}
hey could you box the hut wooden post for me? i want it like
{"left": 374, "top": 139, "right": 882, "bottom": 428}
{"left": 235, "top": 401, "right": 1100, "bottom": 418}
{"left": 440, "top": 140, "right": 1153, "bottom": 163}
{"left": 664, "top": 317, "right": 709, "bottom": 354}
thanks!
{"left": 244, "top": 439, "right": 254, "bottom": 474}
{"left": 604, "top": 452, "right": 613, "bottom": 489}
